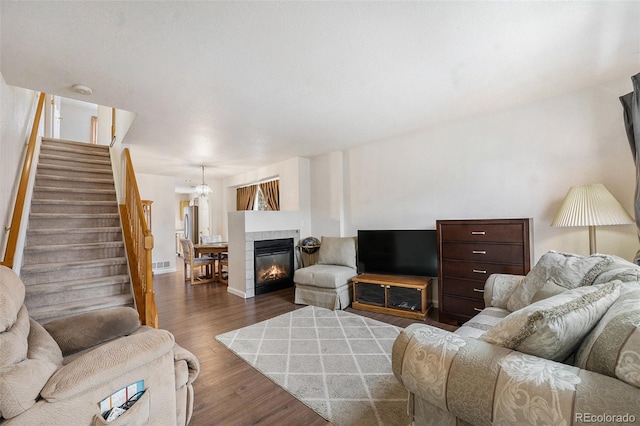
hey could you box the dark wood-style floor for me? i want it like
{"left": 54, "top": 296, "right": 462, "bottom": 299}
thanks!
{"left": 155, "top": 259, "right": 455, "bottom": 425}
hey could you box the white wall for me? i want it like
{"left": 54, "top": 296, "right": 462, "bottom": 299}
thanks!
{"left": 206, "top": 179, "right": 224, "bottom": 237}
{"left": 0, "top": 73, "right": 38, "bottom": 258}
{"left": 136, "top": 173, "right": 178, "bottom": 273}
{"left": 310, "top": 76, "right": 639, "bottom": 262}
{"left": 310, "top": 151, "right": 346, "bottom": 238}
{"left": 59, "top": 98, "right": 97, "bottom": 143}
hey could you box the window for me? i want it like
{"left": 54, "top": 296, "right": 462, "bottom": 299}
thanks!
{"left": 254, "top": 187, "right": 267, "bottom": 211}
{"left": 236, "top": 178, "right": 279, "bottom": 211}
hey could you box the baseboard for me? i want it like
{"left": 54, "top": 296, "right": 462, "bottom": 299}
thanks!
{"left": 227, "top": 286, "right": 248, "bottom": 299}
{"left": 152, "top": 267, "right": 177, "bottom": 275}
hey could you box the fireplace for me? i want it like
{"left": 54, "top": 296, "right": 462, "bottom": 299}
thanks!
{"left": 254, "top": 238, "right": 294, "bottom": 295}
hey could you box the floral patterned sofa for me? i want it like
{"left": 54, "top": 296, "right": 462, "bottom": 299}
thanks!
{"left": 392, "top": 251, "right": 640, "bottom": 425}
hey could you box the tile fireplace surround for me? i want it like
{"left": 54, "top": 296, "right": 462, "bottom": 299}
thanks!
{"left": 245, "top": 230, "right": 299, "bottom": 296}
{"left": 227, "top": 211, "right": 304, "bottom": 299}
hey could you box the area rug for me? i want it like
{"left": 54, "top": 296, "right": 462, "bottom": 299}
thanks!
{"left": 215, "top": 306, "right": 410, "bottom": 426}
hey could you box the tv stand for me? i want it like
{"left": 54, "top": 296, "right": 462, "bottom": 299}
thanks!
{"left": 351, "top": 274, "right": 431, "bottom": 320}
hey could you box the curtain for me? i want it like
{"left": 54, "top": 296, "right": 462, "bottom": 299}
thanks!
{"left": 260, "top": 180, "right": 280, "bottom": 211}
{"left": 236, "top": 185, "right": 257, "bottom": 211}
{"left": 620, "top": 72, "right": 640, "bottom": 264}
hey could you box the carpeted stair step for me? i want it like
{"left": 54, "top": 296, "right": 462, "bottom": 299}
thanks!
{"left": 26, "top": 227, "right": 123, "bottom": 245}
{"left": 28, "top": 294, "right": 134, "bottom": 324}
{"left": 23, "top": 241, "right": 125, "bottom": 265}
{"left": 30, "top": 199, "right": 119, "bottom": 214}
{"left": 42, "top": 138, "right": 109, "bottom": 153}
{"left": 41, "top": 138, "right": 110, "bottom": 156}
{"left": 36, "top": 163, "right": 113, "bottom": 180}
{"left": 26, "top": 274, "right": 130, "bottom": 296}
{"left": 32, "top": 186, "right": 117, "bottom": 202}
{"left": 20, "top": 257, "right": 128, "bottom": 285}
{"left": 35, "top": 173, "right": 114, "bottom": 190}
{"left": 26, "top": 280, "right": 131, "bottom": 310}
{"left": 38, "top": 152, "right": 112, "bottom": 169}
{"left": 28, "top": 212, "right": 121, "bottom": 229}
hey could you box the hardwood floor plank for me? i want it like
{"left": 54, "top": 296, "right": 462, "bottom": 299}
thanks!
{"left": 155, "top": 258, "right": 455, "bottom": 425}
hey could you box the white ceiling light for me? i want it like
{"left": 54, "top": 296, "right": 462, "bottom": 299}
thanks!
{"left": 72, "top": 84, "right": 93, "bottom": 95}
{"left": 194, "top": 165, "right": 212, "bottom": 197}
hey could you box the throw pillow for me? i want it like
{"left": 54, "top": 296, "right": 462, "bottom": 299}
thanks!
{"left": 591, "top": 254, "right": 640, "bottom": 285}
{"left": 480, "top": 281, "right": 623, "bottom": 362}
{"left": 316, "top": 236, "right": 357, "bottom": 269}
{"left": 506, "top": 251, "right": 611, "bottom": 312}
{"left": 574, "top": 283, "right": 640, "bottom": 388}
{"left": 530, "top": 281, "right": 567, "bottom": 303}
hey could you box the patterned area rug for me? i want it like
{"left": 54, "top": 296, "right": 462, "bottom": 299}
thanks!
{"left": 215, "top": 306, "right": 410, "bottom": 426}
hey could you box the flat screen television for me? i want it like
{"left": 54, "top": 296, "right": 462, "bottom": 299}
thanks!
{"left": 357, "top": 229, "right": 438, "bottom": 277}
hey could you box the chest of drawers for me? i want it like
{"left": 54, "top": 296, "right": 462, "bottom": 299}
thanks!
{"left": 436, "top": 218, "right": 532, "bottom": 324}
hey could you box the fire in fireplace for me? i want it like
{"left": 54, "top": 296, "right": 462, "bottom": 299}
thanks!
{"left": 254, "top": 238, "right": 294, "bottom": 295}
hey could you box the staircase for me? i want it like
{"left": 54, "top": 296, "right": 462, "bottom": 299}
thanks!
{"left": 21, "top": 138, "right": 133, "bottom": 323}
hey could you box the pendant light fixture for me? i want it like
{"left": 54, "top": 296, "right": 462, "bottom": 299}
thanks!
{"left": 194, "top": 165, "right": 212, "bottom": 197}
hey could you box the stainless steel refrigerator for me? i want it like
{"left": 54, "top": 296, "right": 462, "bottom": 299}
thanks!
{"left": 183, "top": 205, "right": 199, "bottom": 243}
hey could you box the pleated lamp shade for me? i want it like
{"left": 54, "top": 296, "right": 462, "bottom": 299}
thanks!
{"left": 551, "top": 183, "right": 634, "bottom": 254}
{"left": 552, "top": 184, "right": 633, "bottom": 227}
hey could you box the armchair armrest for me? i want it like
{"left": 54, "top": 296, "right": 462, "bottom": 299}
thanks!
{"left": 43, "top": 307, "right": 141, "bottom": 356}
{"left": 173, "top": 343, "right": 200, "bottom": 385}
{"left": 41, "top": 328, "right": 174, "bottom": 402}
{"left": 392, "top": 324, "right": 640, "bottom": 425}
{"left": 483, "top": 273, "right": 524, "bottom": 309}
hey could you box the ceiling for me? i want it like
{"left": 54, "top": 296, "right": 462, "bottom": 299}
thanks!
{"left": 2, "top": 1, "right": 639, "bottom": 189}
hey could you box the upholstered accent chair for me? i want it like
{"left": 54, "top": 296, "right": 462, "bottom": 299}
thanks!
{"left": 294, "top": 236, "right": 357, "bottom": 310}
{"left": 0, "top": 265, "right": 200, "bottom": 425}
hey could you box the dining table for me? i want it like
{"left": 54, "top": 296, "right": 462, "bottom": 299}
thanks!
{"left": 193, "top": 242, "right": 228, "bottom": 282}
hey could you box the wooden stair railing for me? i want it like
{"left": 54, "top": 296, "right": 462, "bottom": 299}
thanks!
{"left": 2, "top": 92, "right": 46, "bottom": 269}
{"left": 120, "top": 148, "right": 158, "bottom": 328}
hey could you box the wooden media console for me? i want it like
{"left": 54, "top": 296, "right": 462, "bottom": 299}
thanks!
{"left": 352, "top": 273, "right": 432, "bottom": 320}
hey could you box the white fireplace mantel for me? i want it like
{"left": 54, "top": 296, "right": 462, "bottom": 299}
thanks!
{"left": 227, "top": 211, "right": 302, "bottom": 299}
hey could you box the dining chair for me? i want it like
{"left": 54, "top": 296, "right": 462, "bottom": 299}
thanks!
{"left": 218, "top": 253, "right": 229, "bottom": 285}
{"left": 180, "top": 238, "right": 217, "bottom": 285}
{"left": 200, "top": 234, "right": 222, "bottom": 244}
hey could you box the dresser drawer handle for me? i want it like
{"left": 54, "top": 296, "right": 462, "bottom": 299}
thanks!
{"left": 471, "top": 231, "right": 486, "bottom": 235}
{"left": 473, "top": 288, "right": 485, "bottom": 293}
{"left": 472, "top": 269, "right": 487, "bottom": 274}
{"left": 473, "top": 307, "right": 483, "bottom": 312}
{"left": 472, "top": 250, "right": 487, "bottom": 255}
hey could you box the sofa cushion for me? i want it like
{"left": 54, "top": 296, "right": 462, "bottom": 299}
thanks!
{"left": 294, "top": 264, "right": 357, "bottom": 289}
{"left": 530, "top": 281, "right": 567, "bottom": 303}
{"left": 44, "top": 307, "right": 141, "bottom": 356}
{"left": 455, "top": 307, "right": 510, "bottom": 339}
{"left": 591, "top": 254, "right": 640, "bottom": 285}
{"left": 574, "top": 283, "right": 640, "bottom": 388}
{"left": 506, "top": 251, "right": 611, "bottom": 312}
{"left": 0, "top": 265, "right": 26, "bottom": 332}
{"left": 0, "top": 312, "right": 62, "bottom": 419}
{"left": 480, "top": 281, "right": 622, "bottom": 362}
{"left": 483, "top": 274, "right": 524, "bottom": 309}
{"left": 0, "top": 305, "right": 30, "bottom": 367}
{"left": 316, "top": 236, "right": 357, "bottom": 269}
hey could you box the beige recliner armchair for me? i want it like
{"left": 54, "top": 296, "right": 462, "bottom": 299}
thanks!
{"left": 0, "top": 265, "right": 200, "bottom": 425}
